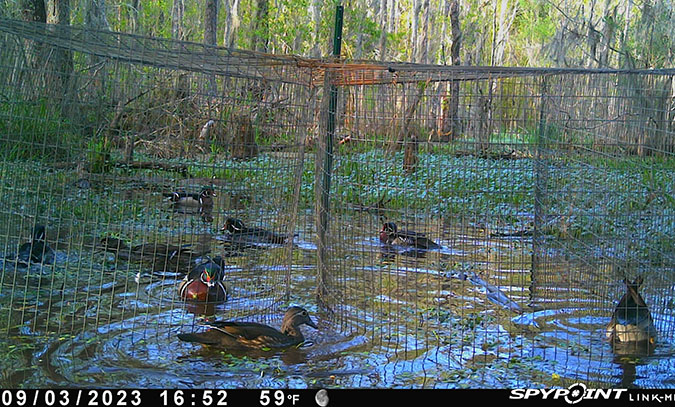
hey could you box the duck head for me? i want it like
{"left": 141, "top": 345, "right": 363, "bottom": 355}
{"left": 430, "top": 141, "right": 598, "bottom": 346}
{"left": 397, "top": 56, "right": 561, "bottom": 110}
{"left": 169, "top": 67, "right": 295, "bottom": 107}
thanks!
{"left": 199, "top": 263, "right": 223, "bottom": 288}
{"left": 32, "top": 225, "right": 47, "bottom": 241}
{"left": 222, "top": 218, "right": 246, "bottom": 234}
{"left": 281, "top": 306, "right": 318, "bottom": 334}
{"left": 200, "top": 188, "right": 217, "bottom": 198}
{"left": 380, "top": 222, "right": 398, "bottom": 243}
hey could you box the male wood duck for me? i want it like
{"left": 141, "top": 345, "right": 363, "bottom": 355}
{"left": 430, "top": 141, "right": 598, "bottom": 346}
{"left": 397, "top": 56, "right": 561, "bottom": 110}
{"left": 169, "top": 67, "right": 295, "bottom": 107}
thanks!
{"left": 177, "top": 257, "right": 227, "bottom": 303}
{"left": 606, "top": 277, "right": 657, "bottom": 355}
{"left": 178, "top": 306, "right": 317, "bottom": 350}
{"left": 165, "top": 188, "right": 216, "bottom": 209}
{"left": 379, "top": 222, "right": 441, "bottom": 250}
{"left": 98, "top": 237, "right": 207, "bottom": 270}
{"left": 14, "top": 225, "right": 55, "bottom": 266}
{"left": 221, "top": 217, "right": 290, "bottom": 245}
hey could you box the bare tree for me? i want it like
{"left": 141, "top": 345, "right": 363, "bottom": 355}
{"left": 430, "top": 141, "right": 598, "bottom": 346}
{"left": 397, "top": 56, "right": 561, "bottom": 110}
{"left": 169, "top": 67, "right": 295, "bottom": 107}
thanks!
{"left": 419, "top": 0, "right": 430, "bottom": 64}
{"left": 377, "top": 0, "right": 388, "bottom": 60}
{"left": 85, "top": 0, "right": 110, "bottom": 30}
{"left": 204, "top": 0, "right": 218, "bottom": 47}
{"left": 439, "top": 0, "right": 461, "bottom": 142}
{"left": 310, "top": 0, "right": 322, "bottom": 57}
{"left": 223, "top": 0, "right": 240, "bottom": 48}
{"left": 492, "top": 0, "right": 517, "bottom": 66}
{"left": 46, "top": 0, "right": 74, "bottom": 115}
{"left": 204, "top": 0, "right": 218, "bottom": 94}
{"left": 20, "top": 0, "right": 46, "bottom": 67}
{"left": 84, "top": 0, "right": 110, "bottom": 104}
{"left": 171, "top": 0, "right": 184, "bottom": 40}
{"left": 598, "top": 1, "right": 616, "bottom": 68}
{"left": 411, "top": 0, "right": 421, "bottom": 62}
{"left": 128, "top": 0, "right": 140, "bottom": 33}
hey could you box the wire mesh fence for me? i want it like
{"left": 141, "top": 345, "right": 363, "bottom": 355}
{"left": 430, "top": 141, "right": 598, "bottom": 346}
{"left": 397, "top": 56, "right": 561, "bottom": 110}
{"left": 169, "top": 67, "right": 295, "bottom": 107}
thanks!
{"left": 0, "top": 18, "right": 673, "bottom": 388}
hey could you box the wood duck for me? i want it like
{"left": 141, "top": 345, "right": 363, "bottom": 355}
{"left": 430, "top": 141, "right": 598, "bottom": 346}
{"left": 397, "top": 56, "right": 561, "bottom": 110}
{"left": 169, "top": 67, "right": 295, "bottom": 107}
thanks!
{"left": 14, "top": 225, "right": 55, "bottom": 266}
{"left": 98, "top": 237, "right": 208, "bottom": 270}
{"left": 221, "top": 218, "right": 290, "bottom": 245}
{"left": 165, "top": 188, "right": 216, "bottom": 208}
{"left": 379, "top": 222, "right": 441, "bottom": 250}
{"left": 177, "top": 257, "right": 227, "bottom": 303}
{"left": 606, "top": 277, "right": 657, "bottom": 355}
{"left": 178, "top": 306, "right": 317, "bottom": 350}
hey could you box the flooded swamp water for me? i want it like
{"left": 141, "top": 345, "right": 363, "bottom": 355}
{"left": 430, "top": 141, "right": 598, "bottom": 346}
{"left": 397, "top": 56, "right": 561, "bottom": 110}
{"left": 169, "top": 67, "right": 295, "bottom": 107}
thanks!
{"left": 0, "top": 165, "right": 673, "bottom": 389}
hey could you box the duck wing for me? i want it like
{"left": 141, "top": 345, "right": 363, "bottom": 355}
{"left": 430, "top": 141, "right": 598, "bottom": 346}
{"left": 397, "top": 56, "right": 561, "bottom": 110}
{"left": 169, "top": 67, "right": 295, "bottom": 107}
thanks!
{"left": 612, "top": 293, "right": 653, "bottom": 328}
{"left": 208, "top": 321, "right": 282, "bottom": 340}
{"left": 242, "top": 228, "right": 289, "bottom": 244}
{"left": 16, "top": 241, "right": 54, "bottom": 264}
{"left": 398, "top": 230, "right": 440, "bottom": 249}
{"left": 179, "top": 321, "right": 287, "bottom": 348}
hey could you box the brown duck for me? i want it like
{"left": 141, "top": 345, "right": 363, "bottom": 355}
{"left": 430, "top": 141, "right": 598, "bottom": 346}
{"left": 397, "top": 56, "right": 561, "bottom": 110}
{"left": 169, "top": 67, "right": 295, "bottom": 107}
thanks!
{"left": 178, "top": 306, "right": 317, "bottom": 349}
{"left": 98, "top": 237, "right": 208, "bottom": 270}
{"left": 606, "top": 277, "right": 657, "bottom": 355}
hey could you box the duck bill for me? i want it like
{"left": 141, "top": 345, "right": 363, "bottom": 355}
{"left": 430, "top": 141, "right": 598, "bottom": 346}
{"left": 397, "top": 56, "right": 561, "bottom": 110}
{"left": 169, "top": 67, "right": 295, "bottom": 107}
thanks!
{"left": 305, "top": 318, "right": 318, "bottom": 330}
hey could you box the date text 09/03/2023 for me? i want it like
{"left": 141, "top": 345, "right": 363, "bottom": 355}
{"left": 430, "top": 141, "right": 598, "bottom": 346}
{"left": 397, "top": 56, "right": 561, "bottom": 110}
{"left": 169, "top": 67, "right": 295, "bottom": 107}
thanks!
{"left": 0, "top": 389, "right": 312, "bottom": 407}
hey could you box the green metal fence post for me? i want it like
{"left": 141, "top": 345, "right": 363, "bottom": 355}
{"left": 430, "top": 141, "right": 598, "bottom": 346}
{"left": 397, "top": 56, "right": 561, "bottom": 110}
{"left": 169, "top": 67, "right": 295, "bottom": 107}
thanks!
{"left": 316, "top": 4, "right": 343, "bottom": 309}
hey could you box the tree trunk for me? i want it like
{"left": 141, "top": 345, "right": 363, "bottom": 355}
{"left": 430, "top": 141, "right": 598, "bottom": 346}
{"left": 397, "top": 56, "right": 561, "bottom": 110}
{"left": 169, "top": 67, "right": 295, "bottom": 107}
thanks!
{"left": 388, "top": 0, "right": 396, "bottom": 38}
{"left": 46, "top": 0, "right": 74, "bottom": 116}
{"left": 493, "top": 0, "right": 517, "bottom": 66}
{"left": 377, "top": 0, "right": 387, "bottom": 60}
{"left": 204, "top": 0, "right": 218, "bottom": 94}
{"left": 440, "top": 0, "right": 461, "bottom": 142}
{"left": 411, "top": 0, "right": 420, "bottom": 62}
{"left": 129, "top": 0, "right": 140, "bottom": 33}
{"left": 598, "top": 0, "right": 615, "bottom": 67}
{"left": 310, "top": 0, "right": 321, "bottom": 57}
{"left": 252, "top": 0, "right": 269, "bottom": 52}
{"left": 171, "top": 0, "right": 184, "bottom": 40}
{"left": 403, "top": 83, "right": 427, "bottom": 172}
{"left": 20, "top": 0, "right": 46, "bottom": 70}
{"left": 21, "top": 0, "right": 46, "bottom": 23}
{"left": 619, "top": 0, "right": 634, "bottom": 69}
{"left": 84, "top": 0, "right": 109, "bottom": 115}
{"left": 204, "top": 0, "right": 218, "bottom": 46}
{"left": 223, "top": 0, "right": 240, "bottom": 48}
{"left": 85, "top": 0, "right": 110, "bottom": 30}
{"left": 418, "top": 0, "right": 430, "bottom": 64}
{"left": 388, "top": 82, "right": 425, "bottom": 158}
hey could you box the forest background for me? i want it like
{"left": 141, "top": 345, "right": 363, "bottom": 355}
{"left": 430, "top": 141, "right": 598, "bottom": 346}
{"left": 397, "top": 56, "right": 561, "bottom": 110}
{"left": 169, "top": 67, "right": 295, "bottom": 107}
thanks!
{"left": 3, "top": 0, "right": 673, "bottom": 69}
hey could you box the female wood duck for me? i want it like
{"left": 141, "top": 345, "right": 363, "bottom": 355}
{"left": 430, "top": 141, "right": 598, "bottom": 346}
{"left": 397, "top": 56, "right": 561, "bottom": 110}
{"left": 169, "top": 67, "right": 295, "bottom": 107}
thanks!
{"left": 165, "top": 188, "right": 216, "bottom": 209}
{"left": 379, "top": 222, "right": 441, "bottom": 250}
{"left": 606, "top": 277, "right": 657, "bottom": 355}
{"left": 221, "top": 217, "right": 290, "bottom": 245}
{"left": 98, "top": 237, "right": 207, "bottom": 270}
{"left": 177, "top": 257, "right": 227, "bottom": 303}
{"left": 177, "top": 306, "right": 317, "bottom": 349}
{"left": 14, "top": 225, "right": 55, "bottom": 266}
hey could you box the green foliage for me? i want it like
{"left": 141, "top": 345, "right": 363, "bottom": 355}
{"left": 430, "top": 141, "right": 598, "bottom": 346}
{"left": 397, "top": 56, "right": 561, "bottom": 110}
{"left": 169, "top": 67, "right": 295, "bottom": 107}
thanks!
{"left": 0, "top": 100, "right": 80, "bottom": 162}
{"left": 87, "top": 136, "right": 112, "bottom": 174}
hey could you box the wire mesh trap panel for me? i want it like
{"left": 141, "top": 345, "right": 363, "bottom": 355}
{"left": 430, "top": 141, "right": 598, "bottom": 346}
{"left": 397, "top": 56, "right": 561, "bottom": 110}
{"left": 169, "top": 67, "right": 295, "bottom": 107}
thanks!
{"left": 318, "top": 65, "right": 675, "bottom": 387}
{"left": 0, "top": 19, "right": 320, "bottom": 387}
{"left": 1, "top": 17, "right": 674, "bottom": 388}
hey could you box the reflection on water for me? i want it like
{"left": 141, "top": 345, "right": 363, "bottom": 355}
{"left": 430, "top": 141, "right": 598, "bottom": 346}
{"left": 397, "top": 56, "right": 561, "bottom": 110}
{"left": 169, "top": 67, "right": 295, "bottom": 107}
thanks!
{"left": 0, "top": 186, "right": 673, "bottom": 389}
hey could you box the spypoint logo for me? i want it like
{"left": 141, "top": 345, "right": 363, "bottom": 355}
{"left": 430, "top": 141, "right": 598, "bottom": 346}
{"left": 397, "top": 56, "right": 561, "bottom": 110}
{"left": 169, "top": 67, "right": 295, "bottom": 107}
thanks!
{"left": 565, "top": 383, "right": 587, "bottom": 404}
{"left": 510, "top": 383, "right": 626, "bottom": 404}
